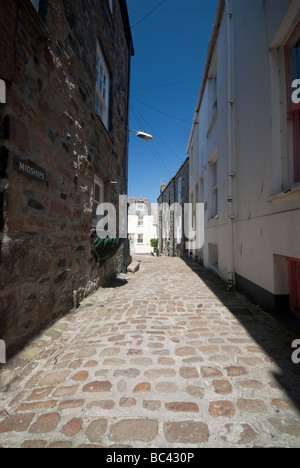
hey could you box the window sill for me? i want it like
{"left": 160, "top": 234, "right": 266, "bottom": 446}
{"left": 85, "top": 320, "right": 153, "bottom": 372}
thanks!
{"left": 266, "top": 183, "right": 300, "bottom": 202}
{"left": 208, "top": 215, "right": 219, "bottom": 223}
{"left": 206, "top": 112, "right": 218, "bottom": 139}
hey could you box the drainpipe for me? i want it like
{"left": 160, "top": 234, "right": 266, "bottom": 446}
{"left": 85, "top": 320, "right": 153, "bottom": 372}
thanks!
{"left": 226, "top": 0, "right": 236, "bottom": 288}
{"left": 122, "top": 39, "right": 133, "bottom": 274}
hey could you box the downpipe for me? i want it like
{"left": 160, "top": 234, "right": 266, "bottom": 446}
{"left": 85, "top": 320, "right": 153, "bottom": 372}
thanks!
{"left": 226, "top": 0, "right": 236, "bottom": 290}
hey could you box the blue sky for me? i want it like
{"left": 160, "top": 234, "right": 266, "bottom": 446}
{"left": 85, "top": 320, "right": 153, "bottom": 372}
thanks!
{"left": 126, "top": 0, "right": 219, "bottom": 204}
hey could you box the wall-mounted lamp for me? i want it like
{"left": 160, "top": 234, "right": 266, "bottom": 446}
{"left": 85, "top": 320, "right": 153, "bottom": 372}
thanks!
{"left": 130, "top": 129, "right": 153, "bottom": 143}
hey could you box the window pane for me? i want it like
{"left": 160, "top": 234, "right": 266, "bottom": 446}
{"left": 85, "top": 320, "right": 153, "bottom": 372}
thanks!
{"left": 297, "top": 112, "right": 300, "bottom": 178}
{"left": 213, "top": 161, "right": 218, "bottom": 187}
{"left": 30, "top": 0, "right": 39, "bottom": 10}
{"left": 292, "top": 38, "right": 300, "bottom": 81}
{"left": 95, "top": 184, "right": 100, "bottom": 203}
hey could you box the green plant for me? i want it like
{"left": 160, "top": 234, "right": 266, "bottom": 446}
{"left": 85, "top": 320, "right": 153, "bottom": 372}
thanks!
{"left": 150, "top": 238, "right": 158, "bottom": 253}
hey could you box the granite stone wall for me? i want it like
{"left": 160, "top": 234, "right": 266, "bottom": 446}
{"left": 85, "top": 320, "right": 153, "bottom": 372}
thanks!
{"left": 0, "top": 0, "right": 132, "bottom": 357}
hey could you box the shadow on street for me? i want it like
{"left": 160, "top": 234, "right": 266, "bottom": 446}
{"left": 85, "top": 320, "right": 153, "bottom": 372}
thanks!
{"left": 184, "top": 257, "right": 300, "bottom": 412}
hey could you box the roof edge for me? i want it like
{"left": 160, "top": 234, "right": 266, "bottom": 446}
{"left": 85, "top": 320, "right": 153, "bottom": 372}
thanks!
{"left": 186, "top": 0, "right": 225, "bottom": 152}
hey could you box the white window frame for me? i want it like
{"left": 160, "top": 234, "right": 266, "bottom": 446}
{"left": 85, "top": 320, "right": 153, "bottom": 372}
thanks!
{"left": 137, "top": 234, "right": 144, "bottom": 245}
{"left": 138, "top": 216, "right": 144, "bottom": 227}
{"left": 30, "top": 0, "right": 40, "bottom": 10}
{"left": 92, "top": 176, "right": 105, "bottom": 230}
{"left": 208, "top": 149, "right": 218, "bottom": 220}
{"left": 95, "top": 42, "right": 110, "bottom": 130}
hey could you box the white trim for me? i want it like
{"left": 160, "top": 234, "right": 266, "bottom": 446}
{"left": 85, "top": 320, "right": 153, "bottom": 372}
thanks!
{"left": 30, "top": 0, "right": 39, "bottom": 11}
{"left": 95, "top": 42, "right": 110, "bottom": 130}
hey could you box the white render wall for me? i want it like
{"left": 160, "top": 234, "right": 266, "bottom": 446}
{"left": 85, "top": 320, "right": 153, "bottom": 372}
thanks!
{"left": 128, "top": 214, "right": 154, "bottom": 254}
{"left": 189, "top": 0, "right": 300, "bottom": 301}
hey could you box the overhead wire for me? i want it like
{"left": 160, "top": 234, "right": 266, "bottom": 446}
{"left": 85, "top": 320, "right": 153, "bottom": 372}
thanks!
{"left": 131, "top": 77, "right": 203, "bottom": 92}
{"left": 130, "top": 104, "right": 173, "bottom": 179}
{"left": 131, "top": 0, "right": 168, "bottom": 29}
{"left": 131, "top": 96, "right": 191, "bottom": 124}
{"left": 130, "top": 98, "right": 188, "bottom": 164}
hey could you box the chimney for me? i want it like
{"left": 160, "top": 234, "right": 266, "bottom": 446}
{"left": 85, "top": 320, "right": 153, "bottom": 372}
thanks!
{"left": 160, "top": 183, "right": 166, "bottom": 193}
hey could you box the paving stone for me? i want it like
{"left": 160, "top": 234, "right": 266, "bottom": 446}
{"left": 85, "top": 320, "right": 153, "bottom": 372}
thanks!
{"left": 119, "top": 397, "right": 136, "bottom": 407}
{"left": 100, "top": 348, "right": 121, "bottom": 356}
{"left": 175, "top": 347, "right": 197, "bottom": 357}
{"left": 21, "top": 440, "right": 48, "bottom": 448}
{"left": 113, "top": 369, "right": 140, "bottom": 378}
{"left": 62, "top": 418, "right": 82, "bottom": 437}
{"left": 39, "top": 371, "right": 70, "bottom": 386}
{"left": 86, "top": 419, "right": 108, "bottom": 443}
{"left": 48, "top": 441, "right": 73, "bottom": 448}
{"left": 71, "top": 371, "right": 89, "bottom": 381}
{"left": 29, "top": 413, "right": 61, "bottom": 433}
{"left": 155, "top": 382, "right": 178, "bottom": 393}
{"left": 0, "top": 414, "right": 35, "bottom": 433}
{"left": 17, "top": 401, "right": 57, "bottom": 412}
{"left": 143, "top": 400, "right": 161, "bottom": 411}
{"left": 133, "top": 382, "right": 151, "bottom": 393}
{"left": 179, "top": 367, "right": 199, "bottom": 379}
{"left": 53, "top": 386, "right": 79, "bottom": 397}
{"left": 130, "top": 358, "right": 153, "bottom": 366}
{"left": 27, "top": 387, "right": 53, "bottom": 401}
{"left": 201, "top": 366, "right": 223, "bottom": 378}
{"left": 59, "top": 399, "right": 84, "bottom": 409}
{"left": 1, "top": 256, "right": 300, "bottom": 448}
{"left": 237, "top": 399, "right": 267, "bottom": 413}
{"left": 87, "top": 400, "right": 115, "bottom": 410}
{"left": 164, "top": 421, "right": 209, "bottom": 444}
{"left": 268, "top": 418, "right": 300, "bottom": 437}
{"left": 272, "top": 399, "right": 296, "bottom": 411}
{"left": 225, "top": 366, "right": 248, "bottom": 377}
{"left": 212, "top": 380, "right": 233, "bottom": 395}
{"left": 237, "top": 380, "right": 264, "bottom": 390}
{"left": 144, "top": 368, "right": 176, "bottom": 378}
{"left": 209, "top": 401, "right": 236, "bottom": 418}
{"left": 165, "top": 402, "right": 199, "bottom": 413}
{"left": 83, "top": 381, "right": 112, "bottom": 392}
{"left": 109, "top": 419, "right": 158, "bottom": 442}
{"left": 186, "top": 385, "right": 205, "bottom": 398}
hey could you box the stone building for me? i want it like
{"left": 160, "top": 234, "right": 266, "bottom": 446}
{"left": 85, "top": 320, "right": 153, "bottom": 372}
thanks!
{"left": 0, "top": 0, "right": 133, "bottom": 357}
{"left": 157, "top": 157, "right": 189, "bottom": 258}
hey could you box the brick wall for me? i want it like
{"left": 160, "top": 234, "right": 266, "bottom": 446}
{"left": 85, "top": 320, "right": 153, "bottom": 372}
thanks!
{"left": 0, "top": 0, "right": 132, "bottom": 357}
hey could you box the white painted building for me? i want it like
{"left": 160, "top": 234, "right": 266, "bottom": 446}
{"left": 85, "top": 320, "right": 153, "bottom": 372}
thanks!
{"left": 128, "top": 197, "right": 154, "bottom": 254}
{"left": 188, "top": 0, "right": 300, "bottom": 318}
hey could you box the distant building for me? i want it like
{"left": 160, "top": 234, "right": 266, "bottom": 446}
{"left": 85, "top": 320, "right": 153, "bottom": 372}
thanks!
{"left": 187, "top": 0, "right": 300, "bottom": 317}
{"left": 128, "top": 197, "right": 154, "bottom": 255}
{"left": 157, "top": 157, "right": 189, "bottom": 258}
{"left": 151, "top": 205, "right": 158, "bottom": 240}
{"left": 0, "top": 0, "right": 133, "bottom": 357}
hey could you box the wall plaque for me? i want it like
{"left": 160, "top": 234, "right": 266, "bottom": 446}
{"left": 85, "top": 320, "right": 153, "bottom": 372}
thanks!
{"left": 14, "top": 158, "right": 46, "bottom": 182}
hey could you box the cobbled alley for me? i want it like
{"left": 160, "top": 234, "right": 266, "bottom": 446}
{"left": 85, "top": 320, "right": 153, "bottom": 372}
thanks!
{"left": 0, "top": 256, "right": 300, "bottom": 448}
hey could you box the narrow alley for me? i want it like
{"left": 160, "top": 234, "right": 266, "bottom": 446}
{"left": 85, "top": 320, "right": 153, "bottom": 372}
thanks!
{"left": 0, "top": 256, "right": 299, "bottom": 448}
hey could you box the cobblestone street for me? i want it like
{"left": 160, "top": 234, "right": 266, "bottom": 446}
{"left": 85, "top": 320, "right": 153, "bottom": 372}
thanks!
{"left": 0, "top": 256, "right": 300, "bottom": 448}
